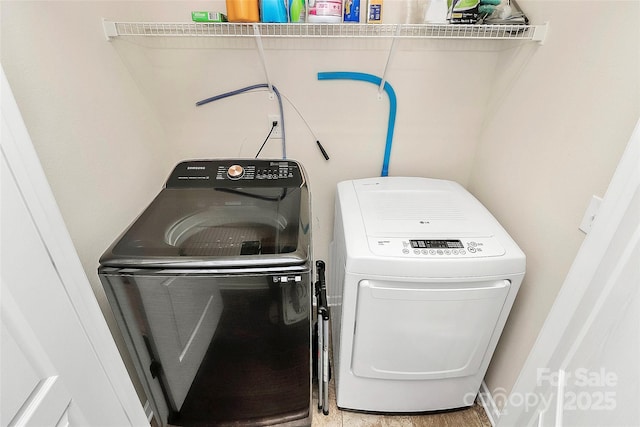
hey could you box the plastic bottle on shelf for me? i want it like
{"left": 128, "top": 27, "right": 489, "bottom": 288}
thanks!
{"left": 308, "top": 0, "right": 343, "bottom": 23}
{"left": 366, "top": 0, "right": 383, "bottom": 23}
{"left": 424, "top": 0, "right": 448, "bottom": 23}
{"left": 226, "top": 0, "right": 260, "bottom": 22}
{"left": 262, "top": 0, "right": 288, "bottom": 22}
{"left": 289, "top": 0, "right": 307, "bottom": 22}
{"left": 343, "top": 0, "right": 361, "bottom": 22}
{"left": 382, "top": 0, "right": 416, "bottom": 23}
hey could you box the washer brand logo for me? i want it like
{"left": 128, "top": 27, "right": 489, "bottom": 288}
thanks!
{"left": 187, "top": 166, "right": 206, "bottom": 170}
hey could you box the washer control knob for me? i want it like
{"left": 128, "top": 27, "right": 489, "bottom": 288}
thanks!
{"left": 227, "top": 164, "right": 245, "bottom": 179}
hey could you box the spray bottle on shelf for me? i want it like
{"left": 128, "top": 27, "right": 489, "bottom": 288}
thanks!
{"left": 289, "top": 0, "right": 306, "bottom": 22}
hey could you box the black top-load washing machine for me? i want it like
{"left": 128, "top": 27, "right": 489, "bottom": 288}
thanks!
{"left": 99, "top": 159, "right": 312, "bottom": 427}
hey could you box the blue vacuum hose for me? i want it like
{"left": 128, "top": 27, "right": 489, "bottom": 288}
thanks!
{"left": 317, "top": 72, "right": 397, "bottom": 177}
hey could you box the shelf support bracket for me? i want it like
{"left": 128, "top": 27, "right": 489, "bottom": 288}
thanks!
{"left": 378, "top": 25, "right": 402, "bottom": 98}
{"left": 102, "top": 18, "right": 118, "bottom": 41}
{"left": 253, "top": 24, "right": 275, "bottom": 99}
{"left": 532, "top": 21, "right": 550, "bottom": 45}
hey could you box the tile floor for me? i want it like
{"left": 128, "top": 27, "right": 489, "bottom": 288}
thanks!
{"left": 160, "top": 378, "right": 491, "bottom": 427}
{"left": 311, "top": 378, "right": 491, "bottom": 427}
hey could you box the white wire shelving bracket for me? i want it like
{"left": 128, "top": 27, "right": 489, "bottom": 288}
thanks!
{"left": 379, "top": 25, "right": 403, "bottom": 97}
{"left": 252, "top": 24, "right": 275, "bottom": 98}
{"left": 102, "top": 19, "right": 548, "bottom": 104}
{"left": 102, "top": 20, "right": 549, "bottom": 43}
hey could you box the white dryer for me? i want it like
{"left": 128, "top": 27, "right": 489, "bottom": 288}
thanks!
{"left": 328, "top": 177, "right": 525, "bottom": 412}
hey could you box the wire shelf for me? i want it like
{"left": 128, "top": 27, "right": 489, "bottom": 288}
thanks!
{"left": 104, "top": 21, "right": 546, "bottom": 42}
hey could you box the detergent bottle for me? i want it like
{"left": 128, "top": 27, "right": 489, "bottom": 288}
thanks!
{"left": 261, "top": 0, "right": 288, "bottom": 22}
{"left": 226, "top": 0, "right": 260, "bottom": 22}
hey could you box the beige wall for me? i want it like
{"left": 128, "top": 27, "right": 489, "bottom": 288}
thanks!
{"left": 1, "top": 2, "right": 173, "bottom": 314}
{"left": 2, "top": 0, "right": 638, "bottom": 410}
{"left": 2, "top": 0, "right": 495, "bottom": 293}
{"left": 467, "top": 0, "right": 640, "bottom": 406}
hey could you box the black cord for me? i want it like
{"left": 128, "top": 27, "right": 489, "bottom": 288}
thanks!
{"left": 255, "top": 122, "right": 277, "bottom": 158}
{"left": 197, "top": 85, "right": 330, "bottom": 162}
{"left": 197, "top": 84, "right": 287, "bottom": 159}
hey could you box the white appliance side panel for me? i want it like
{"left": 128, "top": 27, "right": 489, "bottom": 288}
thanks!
{"left": 328, "top": 242, "right": 345, "bottom": 375}
{"left": 351, "top": 279, "right": 510, "bottom": 380}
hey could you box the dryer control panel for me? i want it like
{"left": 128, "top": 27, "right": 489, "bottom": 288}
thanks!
{"left": 368, "top": 237, "right": 505, "bottom": 258}
{"left": 166, "top": 159, "right": 305, "bottom": 188}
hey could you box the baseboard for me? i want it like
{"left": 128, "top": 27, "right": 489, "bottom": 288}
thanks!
{"left": 478, "top": 381, "right": 500, "bottom": 427}
{"left": 143, "top": 400, "right": 154, "bottom": 424}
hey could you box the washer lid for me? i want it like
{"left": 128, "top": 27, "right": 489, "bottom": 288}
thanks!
{"left": 99, "top": 160, "right": 310, "bottom": 269}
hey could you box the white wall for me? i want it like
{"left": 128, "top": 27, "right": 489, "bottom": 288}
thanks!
{"left": 1, "top": 1, "right": 174, "bottom": 399}
{"left": 1, "top": 0, "right": 496, "bottom": 291}
{"left": 2, "top": 0, "right": 638, "bottom": 411}
{"left": 467, "top": 0, "right": 640, "bottom": 406}
{"left": 1, "top": 1, "right": 172, "bottom": 308}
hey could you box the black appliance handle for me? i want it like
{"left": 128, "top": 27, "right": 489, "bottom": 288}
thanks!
{"left": 315, "top": 260, "right": 328, "bottom": 315}
{"left": 143, "top": 335, "right": 181, "bottom": 425}
{"left": 315, "top": 260, "right": 330, "bottom": 415}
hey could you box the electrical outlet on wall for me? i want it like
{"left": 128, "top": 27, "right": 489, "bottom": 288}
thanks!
{"left": 268, "top": 114, "right": 282, "bottom": 139}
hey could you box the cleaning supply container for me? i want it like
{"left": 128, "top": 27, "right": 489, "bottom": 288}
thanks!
{"left": 290, "top": 0, "right": 307, "bottom": 22}
{"left": 226, "top": 0, "right": 260, "bottom": 22}
{"left": 343, "top": 0, "right": 361, "bottom": 22}
{"left": 262, "top": 0, "right": 288, "bottom": 22}
{"left": 308, "top": 0, "right": 343, "bottom": 22}
{"left": 367, "top": 0, "right": 383, "bottom": 23}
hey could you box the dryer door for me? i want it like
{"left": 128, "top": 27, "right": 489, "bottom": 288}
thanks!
{"left": 351, "top": 279, "right": 510, "bottom": 380}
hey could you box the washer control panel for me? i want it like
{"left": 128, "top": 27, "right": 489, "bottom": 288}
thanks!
{"left": 166, "top": 159, "right": 304, "bottom": 188}
{"left": 368, "top": 237, "right": 505, "bottom": 258}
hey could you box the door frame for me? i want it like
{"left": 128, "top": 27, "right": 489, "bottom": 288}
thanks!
{"left": 1, "top": 67, "right": 148, "bottom": 425}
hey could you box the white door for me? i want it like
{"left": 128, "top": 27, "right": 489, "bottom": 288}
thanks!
{"left": 1, "top": 67, "right": 148, "bottom": 427}
{"left": 497, "top": 119, "right": 640, "bottom": 427}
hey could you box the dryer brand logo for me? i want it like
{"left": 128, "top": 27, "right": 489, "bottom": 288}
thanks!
{"left": 187, "top": 166, "right": 206, "bottom": 170}
{"left": 419, "top": 220, "right": 431, "bottom": 224}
